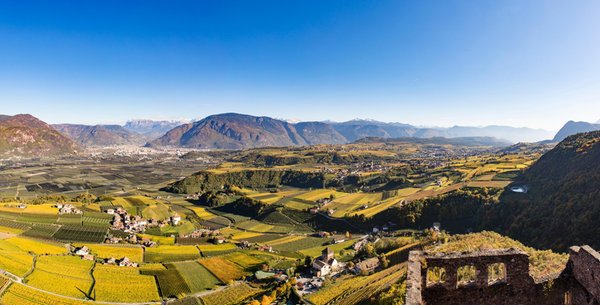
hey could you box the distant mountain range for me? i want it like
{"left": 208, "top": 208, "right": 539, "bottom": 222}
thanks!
{"left": 355, "top": 136, "right": 512, "bottom": 147}
{"left": 123, "top": 119, "right": 186, "bottom": 140}
{"left": 141, "top": 116, "right": 600, "bottom": 149}
{"left": 147, "top": 113, "right": 552, "bottom": 149}
{"left": 552, "top": 120, "right": 600, "bottom": 142}
{"left": 52, "top": 124, "right": 146, "bottom": 146}
{"left": 0, "top": 112, "right": 581, "bottom": 153}
{"left": 0, "top": 114, "right": 78, "bottom": 157}
{"left": 147, "top": 113, "right": 347, "bottom": 149}
{"left": 330, "top": 119, "right": 553, "bottom": 143}
{"left": 50, "top": 120, "right": 187, "bottom": 147}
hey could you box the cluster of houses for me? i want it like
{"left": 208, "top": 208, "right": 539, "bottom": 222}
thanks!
{"left": 72, "top": 245, "right": 138, "bottom": 267}
{"left": 238, "top": 240, "right": 273, "bottom": 253}
{"left": 104, "top": 207, "right": 149, "bottom": 233}
{"left": 102, "top": 206, "right": 182, "bottom": 234}
{"left": 309, "top": 247, "right": 381, "bottom": 277}
{"left": 56, "top": 203, "right": 82, "bottom": 215}
{"left": 309, "top": 197, "right": 335, "bottom": 215}
{"left": 103, "top": 234, "right": 157, "bottom": 247}
{"left": 181, "top": 228, "right": 221, "bottom": 239}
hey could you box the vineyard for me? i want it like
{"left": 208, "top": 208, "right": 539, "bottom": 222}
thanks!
{"left": 307, "top": 263, "right": 407, "bottom": 305}
{"left": 154, "top": 264, "right": 191, "bottom": 298}
{"left": 197, "top": 243, "right": 238, "bottom": 256}
{"left": 26, "top": 255, "right": 94, "bottom": 298}
{"left": 0, "top": 252, "right": 32, "bottom": 277}
{"left": 22, "top": 224, "right": 60, "bottom": 239}
{"left": 223, "top": 252, "right": 264, "bottom": 270}
{"left": 76, "top": 243, "right": 143, "bottom": 262}
{"left": 173, "top": 261, "right": 222, "bottom": 292}
{"left": 92, "top": 264, "right": 160, "bottom": 302}
{"left": 145, "top": 245, "right": 201, "bottom": 262}
{"left": 198, "top": 257, "right": 246, "bottom": 283}
{"left": 199, "top": 283, "right": 262, "bottom": 305}
{"left": 0, "top": 283, "right": 95, "bottom": 305}
{"left": 4, "top": 236, "right": 67, "bottom": 255}
{"left": 52, "top": 225, "right": 107, "bottom": 243}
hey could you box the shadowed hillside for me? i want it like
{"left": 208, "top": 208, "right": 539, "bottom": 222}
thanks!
{"left": 483, "top": 130, "right": 600, "bottom": 251}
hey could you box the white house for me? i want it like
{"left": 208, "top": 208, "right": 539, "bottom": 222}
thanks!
{"left": 75, "top": 246, "right": 89, "bottom": 256}
{"left": 171, "top": 214, "right": 182, "bottom": 225}
{"left": 312, "top": 247, "right": 339, "bottom": 277}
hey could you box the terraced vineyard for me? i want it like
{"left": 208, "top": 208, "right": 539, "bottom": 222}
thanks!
{"left": 26, "top": 255, "right": 94, "bottom": 298}
{"left": 155, "top": 264, "right": 192, "bottom": 298}
{"left": 52, "top": 225, "right": 107, "bottom": 243}
{"left": 92, "top": 264, "right": 160, "bottom": 302}
{"left": 145, "top": 245, "right": 201, "bottom": 263}
{"left": 199, "top": 257, "right": 246, "bottom": 283}
{"left": 0, "top": 283, "right": 95, "bottom": 305}
{"left": 199, "top": 283, "right": 262, "bottom": 305}
{"left": 76, "top": 243, "right": 143, "bottom": 262}
{"left": 173, "top": 261, "right": 222, "bottom": 292}
{"left": 307, "top": 263, "right": 407, "bottom": 305}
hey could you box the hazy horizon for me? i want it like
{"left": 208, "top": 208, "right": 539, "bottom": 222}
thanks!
{"left": 1, "top": 1, "right": 599, "bottom": 130}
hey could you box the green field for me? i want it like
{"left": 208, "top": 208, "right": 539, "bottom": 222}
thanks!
{"left": 173, "top": 261, "right": 222, "bottom": 292}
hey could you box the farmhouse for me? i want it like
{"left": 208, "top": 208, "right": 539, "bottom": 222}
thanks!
{"left": 258, "top": 245, "right": 273, "bottom": 252}
{"left": 170, "top": 213, "right": 182, "bottom": 225}
{"left": 354, "top": 257, "right": 380, "bottom": 274}
{"left": 117, "top": 257, "right": 138, "bottom": 267}
{"left": 74, "top": 246, "right": 89, "bottom": 256}
{"left": 212, "top": 236, "right": 225, "bottom": 244}
{"left": 312, "top": 247, "right": 339, "bottom": 277}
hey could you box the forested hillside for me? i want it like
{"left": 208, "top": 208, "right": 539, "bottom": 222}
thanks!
{"left": 482, "top": 131, "right": 600, "bottom": 251}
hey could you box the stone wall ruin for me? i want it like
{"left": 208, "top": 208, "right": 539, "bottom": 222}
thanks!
{"left": 406, "top": 246, "right": 600, "bottom": 305}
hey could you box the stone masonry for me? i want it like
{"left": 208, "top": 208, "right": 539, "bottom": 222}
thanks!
{"left": 406, "top": 246, "right": 600, "bottom": 305}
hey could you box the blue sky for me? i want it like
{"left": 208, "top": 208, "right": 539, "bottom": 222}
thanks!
{"left": 0, "top": 0, "right": 599, "bottom": 130}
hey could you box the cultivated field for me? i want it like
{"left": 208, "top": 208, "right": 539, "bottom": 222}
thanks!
{"left": 26, "top": 255, "right": 94, "bottom": 298}
{"left": 145, "top": 245, "right": 201, "bottom": 263}
{"left": 198, "top": 257, "right": 246, "bottom": 283}
{"left": 92, "top": 264, "right": 160, "bottom": 302}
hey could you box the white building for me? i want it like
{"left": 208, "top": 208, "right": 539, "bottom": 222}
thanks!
{"left": 312, "top": 247, "right": 339, "bottom": 277}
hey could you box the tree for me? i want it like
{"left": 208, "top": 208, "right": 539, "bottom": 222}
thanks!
{"left": 346, "top": 261, "right": 355, "bottom": 269}
{"left": 260, "top": 295, "right": 272, "bottom": 305}
{"left": 359, "top": 243, "right": 376, "bottom": 258}
{"left": 304, "top": 256, "right": 313, "bottom": 267}
{"left": 379, "top": 253, "right": 389, "bottom": 269}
